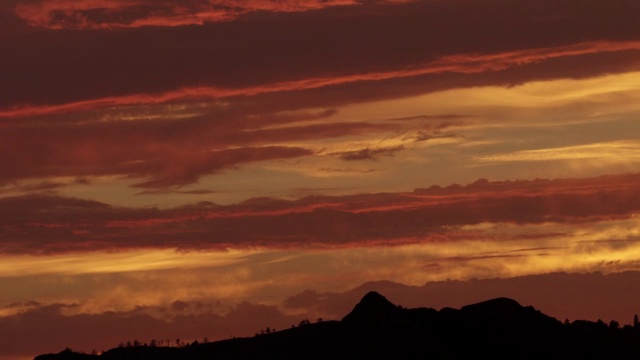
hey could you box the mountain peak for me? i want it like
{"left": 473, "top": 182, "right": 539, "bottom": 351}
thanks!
{"left": 341, "top": 291, "right": 401, "bottom": 323}
{"left": 362, "top": 290, "right": 393, "bottom": 303}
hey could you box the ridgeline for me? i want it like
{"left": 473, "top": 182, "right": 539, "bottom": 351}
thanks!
{"left": 36, "top": 291, "right": 640, "bottom": 359}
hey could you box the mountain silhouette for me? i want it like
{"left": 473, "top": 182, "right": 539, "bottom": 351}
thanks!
{"left": 341, "top": 291, "right": 402, "bottom": 323}
{"left": 35, "top": 292, "right": 640, "bottom": 360}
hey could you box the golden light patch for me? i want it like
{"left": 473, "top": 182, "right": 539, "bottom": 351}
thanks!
{"left": 420, "top": 71, "right": 640, "bottom": 112}
{"left": 0, "top": 249, "right": 249, "bottom": 277}
{"left": 476, "top": 140, "right": 640, "bottom": 163}
{"left": 336, "top": 71, "right": 640, "bottom": 117}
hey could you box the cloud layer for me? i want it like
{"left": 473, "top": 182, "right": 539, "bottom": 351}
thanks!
{"left": 3, "top": 0, "right": 640, "bottom": 110}
{"left": 2, "top": 173, "right": 639, "bottom": 254}
{"left": 2, "top": 0, "right": 640, "bottom": 195}
{"left": 2, "top": 1, "right": 640, "bottom": 359}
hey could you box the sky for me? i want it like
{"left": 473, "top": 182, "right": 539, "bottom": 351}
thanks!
{"left": 1, "top": 0, "right": 640, "bottom": 358}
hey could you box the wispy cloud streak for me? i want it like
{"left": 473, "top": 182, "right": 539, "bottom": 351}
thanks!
{"left": 3, "top": 40, "right": 640, "bottom": 119}
{"left": 14, "top": 0, "right": 361, "bottom": 29}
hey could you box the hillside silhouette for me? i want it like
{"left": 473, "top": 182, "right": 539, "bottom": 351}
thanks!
{"left": 36, "top": 292, "right": 640, "bottom": 360}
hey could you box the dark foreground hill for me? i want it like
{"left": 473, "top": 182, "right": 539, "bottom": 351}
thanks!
{"left": 36, "top": 292, "right": 640, "bottom": 360}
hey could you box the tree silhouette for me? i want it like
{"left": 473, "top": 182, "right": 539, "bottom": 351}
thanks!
{"left": 609, "top": 320, "right": 620, "bottom": 330}
{"left": 634, "top": 314, "right": 638, "bottom": 328}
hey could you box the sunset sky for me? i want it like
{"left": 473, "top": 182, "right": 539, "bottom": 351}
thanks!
{"left": 2, "top": 0, "right": 640, "bottom": 358}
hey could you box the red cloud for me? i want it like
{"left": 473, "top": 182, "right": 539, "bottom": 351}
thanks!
{"left": 3, "top": 0, "right": 640, "bottom": 113}
{"left": 0, "top": 109, "right": 401, "bottom": 186}
{"left": 14, "top": 0, "right": 361, "bottom": 30}
{"left": 2, "top": 173, "right": 640, "bottom": 254}
{"left": 3, "top": 40, "right": 640, "bottom": 120}
{"left": 0, "top": 118, "right": 315, "bottom": 186}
